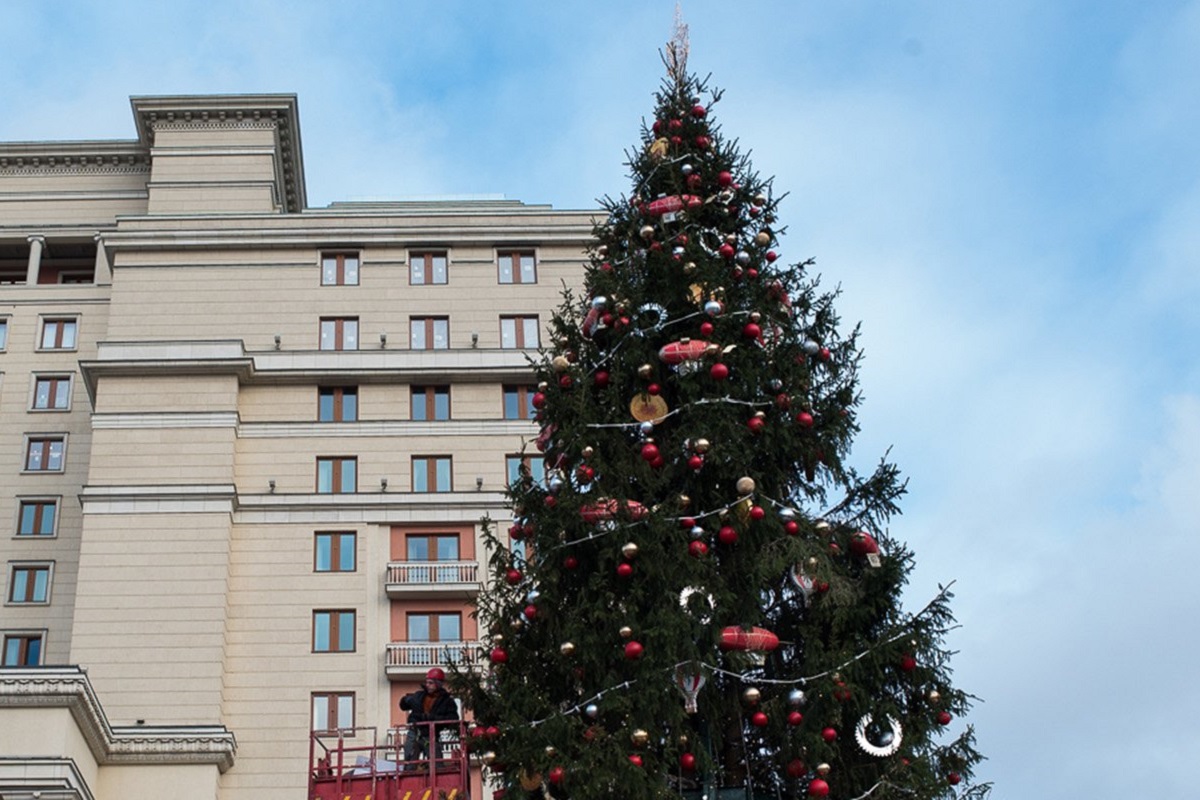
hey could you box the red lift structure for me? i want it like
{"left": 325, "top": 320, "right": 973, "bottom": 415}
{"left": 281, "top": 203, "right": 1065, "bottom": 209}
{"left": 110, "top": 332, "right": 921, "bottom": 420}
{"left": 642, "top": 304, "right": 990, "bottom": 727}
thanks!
{"left": 310, "top": 722, "right": 470, "bottom": 800}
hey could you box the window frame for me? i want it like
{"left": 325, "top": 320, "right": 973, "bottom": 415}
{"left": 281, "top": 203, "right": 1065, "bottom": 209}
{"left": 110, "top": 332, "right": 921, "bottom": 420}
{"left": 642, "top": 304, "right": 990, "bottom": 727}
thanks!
{"left": 497, "top": 250, "right": 537, "bottom": 285}
{"left": 500, "top": 315, "right": 539, "bottom": 349}
{"left": 312, "top": 691, "right": 356, "bottom": 732}
{"left": 319, "top": 317, "right": 360, "bottom": 351}
{"left": 320, "top": 252, "right": 360, "bottom": 286}
{"left": 410, "top": 385, "right": 451, "bottom": 421}
{"left": 409, "top": 251, "right": 449, "bottom": 286}
{"left": 506, "top": 454, "right": 546, "bottom": 487}
{"left": 318, "top": 386, "right": 358, "bottom": 422}
{"left": 16, "top": 498, "right": 59, "bottom": 538}
{"left": 0, "top": 316, "right": 8, "bottom": 351}
{"left": 24, "top": 435, "right": 66, "bottom": 473}
{"left": 30, "top": 374, "right": 72, "bottom": 412}
{"left": 412, "top": 456, "right": 453, "bottom": 493}
{"left": 502, "top": 385, "right": 537, "bottom": 420}
{"left": 410, "top": 316, "right": 449, "bottom": 351}
{"left": 405, "top": 534, "right": 461, "bottom": 562}
{"left": 7, "top": 562, "right": 52, "bottom": 605}
{"left": 316, "top": 457, "right": 358, "bottom": 494}
{"left": 312, "top": 609, "right": 357, "bottom": 653}
{"left": 2, "top": 631, "right": 44, "bottom": 666}
{"left": 314, "top": 532, "right": 357, "bottom": 573}
{"left": 38, "top": 317, "right": 79, "bottom": 351}
{"left": 406, "top": 611, "right": 462, "bottom": 643}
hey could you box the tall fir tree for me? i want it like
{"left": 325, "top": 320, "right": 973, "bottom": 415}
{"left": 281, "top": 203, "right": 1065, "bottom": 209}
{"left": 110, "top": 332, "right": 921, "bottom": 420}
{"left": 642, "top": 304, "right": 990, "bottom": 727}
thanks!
{"left": 455, "top": 38, "right": 986, "bottom": 800}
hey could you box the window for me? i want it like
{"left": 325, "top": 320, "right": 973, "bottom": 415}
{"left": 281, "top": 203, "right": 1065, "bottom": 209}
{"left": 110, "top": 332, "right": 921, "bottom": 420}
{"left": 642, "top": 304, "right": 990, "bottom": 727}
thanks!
{"left": 321, "top": 253, "right": 359, "bottom": 286}
{"left": 25, "top": 437, "right": 65, "bottom": 472}
{"left": 312, "top": 692, "right": 355, "bottom": 732}
{"left": 410, "top": 251, "right": 448, "bottom": 285}
{"left": 410, "top": 317, "right": 449, "bottom": 350}
{"left": 32, "top": 376, "right": 71, "bottom": 411}
{"left": 412, "top": 456, "right": 452, "bottom": 493}
{"left": 2, "top": 633, "right": 42, "bottom": 666}
{"left": 315, "top": 532, "right": 357, "bottom": 572}
{"left": 408, "top": 613, "right": 461, "bottom": 643}
{"left": 0, "top": 318, "right": 7, "bottom": 350}
{"left": 498, "top": 251, "right": 537, "bottom": 284}
{"left": 406, "top": 534, "right": 460, "bottom": 562}
{"left": 313, "top": 610, "right": 356, "bottom": 653}
{"left": 500, "top": 316, "right": 539, "bottom": 349}
{"left": 40, "top": 318, "right": 78, "bottom": 350}
{"left": 17, "top": 500, "right": 57, "bottom": 537}
{"left": 320, "top": 317, "right": 359, "bottom": 351}
{"left": 8, "top": 564, "right": 51, "bottom": 604}
{"left": 506, "top": 455, "right": 546, "bottom": 486}
{"left": 318, "top": 387, "right": 358, "bottom": 422}
{"left": 316, "top": 457, "right": 357, "bottom": 494}
{"left": 503, "top": 385, "right": 536, "bottom": 420}
{"left": 411, "top": 386, "right": 450, "bottom": 421}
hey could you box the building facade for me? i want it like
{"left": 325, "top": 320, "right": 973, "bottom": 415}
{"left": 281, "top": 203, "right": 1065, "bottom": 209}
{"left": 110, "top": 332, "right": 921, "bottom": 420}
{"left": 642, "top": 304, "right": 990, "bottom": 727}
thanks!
{"left": 0, "top": 94, "right": 593, "bottom": 799}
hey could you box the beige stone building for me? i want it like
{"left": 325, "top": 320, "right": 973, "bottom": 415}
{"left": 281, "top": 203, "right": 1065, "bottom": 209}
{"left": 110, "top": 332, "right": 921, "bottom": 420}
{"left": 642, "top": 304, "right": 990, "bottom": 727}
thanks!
{"left": 0, "top": 94, "right": 593, "bottom": 800}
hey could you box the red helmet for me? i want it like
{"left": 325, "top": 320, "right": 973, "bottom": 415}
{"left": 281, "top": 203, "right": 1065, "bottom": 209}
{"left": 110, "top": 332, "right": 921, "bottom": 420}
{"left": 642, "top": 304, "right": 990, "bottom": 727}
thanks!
{"left": 425, "top": 668, "right": 446, "bottom": 682}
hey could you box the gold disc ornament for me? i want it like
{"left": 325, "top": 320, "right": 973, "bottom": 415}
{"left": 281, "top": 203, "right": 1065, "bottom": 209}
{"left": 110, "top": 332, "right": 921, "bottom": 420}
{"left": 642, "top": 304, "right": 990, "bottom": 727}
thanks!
{"left": 630, "top": 393, "right": 669, "bottom": 423}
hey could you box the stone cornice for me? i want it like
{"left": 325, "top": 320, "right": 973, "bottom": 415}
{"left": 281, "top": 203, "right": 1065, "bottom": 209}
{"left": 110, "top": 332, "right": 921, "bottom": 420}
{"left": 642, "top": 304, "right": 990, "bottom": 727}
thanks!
{"left": 0, "top": 667, "right": 236, "bottom": 773}
{"left": 130, "top": 95, "right": 306, "bottom": 213}
{"left": 0, "top": 141, "right": 150, "bottom": 176}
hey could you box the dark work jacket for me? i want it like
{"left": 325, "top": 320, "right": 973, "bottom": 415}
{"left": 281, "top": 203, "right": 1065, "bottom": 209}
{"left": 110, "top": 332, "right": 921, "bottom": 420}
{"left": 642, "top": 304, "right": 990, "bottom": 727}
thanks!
{"left": 399, "top": 688, "right": 458, "bottom": 727}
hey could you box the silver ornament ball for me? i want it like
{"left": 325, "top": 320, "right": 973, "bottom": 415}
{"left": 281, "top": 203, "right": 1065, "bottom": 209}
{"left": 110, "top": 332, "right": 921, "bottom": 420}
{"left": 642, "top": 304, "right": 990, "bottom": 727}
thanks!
{"left": 704, "top": 300, "right": 723, "bottom": 316}
{"left": 592, "top": 295, "right": 608, "bottom": 310}
{"left": 640, "top": 421, "right": 655, "bottom": 435}
{"left": 681, "top": 163, "right": 694, "bottom": 176}
{"left": 585, "top": 704, "right": 599, "bottom": 719}
{"left": 803, "top": 340, "right": 820, "bottom": 355}
{"left": 788, "top": 689, "right": 807, "bottom": 707}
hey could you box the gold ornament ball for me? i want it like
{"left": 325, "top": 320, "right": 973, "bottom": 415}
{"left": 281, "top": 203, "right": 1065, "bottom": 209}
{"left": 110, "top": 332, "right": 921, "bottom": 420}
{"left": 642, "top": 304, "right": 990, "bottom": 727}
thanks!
{"left": 750, "top": 311, "right": 762, "bottom": 323}
{"left": 815, "top": 520, "right": 832, "bottom": 533}
{"left": 807, "top": 557, "right": 819, "bottom": 569}
{"left": 481, "top": 751, "right": 497, "bottom": 765}
{"left": 538, "top": 381, "right": 549, "bottom": 392}
{"left": 638, "top": 363, "right": 654, "bottom": 379}
{"left": 736, "top": 476, "right": 757, "bottom": 494}
{"left": 753, "top": 193, "right": 768, "bottom": 207}
{"left": 640, "top": 225, "right": 656, "bottom": 240}
{"left": 684, "top": 261, "right": 697, "bottom": 274}
{"left": 816, "top": 763, "right": 831, "bottom": 777}
{"left": 492, "top": 633, "right": 505, "bottom": 643}
{"left": 552, "top": 356, "right": 570, "bottom": 373}
{"left": 560, "top": 641, "right": 576, "bottom": 656}
{"left": 742, "top": 687, "right": 761, "bottom": 705}
{"left": 622, "top": 542, "right": 640, "bottom": 559}
{"left": 755, "top": 231, "right": 771, "bottom": 246}
{"left": 678, "top": 493, "right": 691, "bottom": 508}
{"left": 582, "top": 446, "right": 595, "bottom": 459}
{"left": 928, "top": 690, "right": 941, "bottom": 704}
{"left": 678, "top": 734, "right": 690, "bottom": 747}
{"left": 631, "top": 729, "right": 650, "bottom": 747}
{"left": 725, "top": 233, "right": 737, "bottom": 244}
{"left": 545, "top": 746, "right": 557, "bottom": 757}
{"left": 694, "top": 438, "right": 711, "bottom": 454}
{"left": 619, "top": 626, "right": 633, "bottom": 639}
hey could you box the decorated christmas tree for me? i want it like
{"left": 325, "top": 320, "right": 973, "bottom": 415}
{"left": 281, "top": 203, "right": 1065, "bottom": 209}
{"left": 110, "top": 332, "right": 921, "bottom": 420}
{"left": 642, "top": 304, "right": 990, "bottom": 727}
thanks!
{"left": 455, "top": 31, "right": 987, "bottom": 800}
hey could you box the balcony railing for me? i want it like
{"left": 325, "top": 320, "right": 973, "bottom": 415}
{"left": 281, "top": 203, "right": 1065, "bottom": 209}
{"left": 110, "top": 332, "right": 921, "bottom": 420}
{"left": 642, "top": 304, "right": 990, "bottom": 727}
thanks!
{"left": 385, "top": 560, "right": 480, "bottom": 599}
{"left": 385, "top": 641, "right": 482, "bottom": 679}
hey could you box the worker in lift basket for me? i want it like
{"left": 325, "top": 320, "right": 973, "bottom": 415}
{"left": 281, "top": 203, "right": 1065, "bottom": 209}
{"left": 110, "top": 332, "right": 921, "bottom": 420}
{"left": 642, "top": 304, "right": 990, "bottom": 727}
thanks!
{"left": 399, "top": 668, "right": 459, "bottom": 767}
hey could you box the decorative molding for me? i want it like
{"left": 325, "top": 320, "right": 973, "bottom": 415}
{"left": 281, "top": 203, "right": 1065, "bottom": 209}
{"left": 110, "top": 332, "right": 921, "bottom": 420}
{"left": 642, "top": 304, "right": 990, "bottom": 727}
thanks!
{"left": 239, "top": 419, "right": 535, "bottom": 438}
{"left": 0, "top": 667, "right": 236, "bottom": 773}
{"left": 0, "top": 756, "right": 95, "bottom": 800}
{"left": 91, "top": 412, "right": 239, "bottom": 430}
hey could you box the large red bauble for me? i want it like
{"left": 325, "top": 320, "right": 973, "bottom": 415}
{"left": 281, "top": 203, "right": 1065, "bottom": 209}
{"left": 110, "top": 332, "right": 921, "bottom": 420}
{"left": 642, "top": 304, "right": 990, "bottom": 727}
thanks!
{"left": 718, "top": 525, "right": 739, "bottom": 545}
{"left": 699, "top": 321, "right": 714, "bottom": 337}
{"left": 710, "top": 363, "right": 730, "bottom": 381}
{"left": 640, "top": 443, "right": 660, "bottom": 462}
{"left": 947, "top": 773, "right": 961, "bottom": 786}
{"left": 680, "top": 752, "right": 697, "bottom": 771}
{"left": 850, "top": 531, "right": 880, "bottom": 556}
{"left": 669, "top": 118, "right": 683, "bottom": 131}
{"left": 765, "top": 250, "right": 778, "bottom": 262}
{"left": 490, "top": 647, "right": 508, "bottom": 663}
{"left": 786, "top": 759, "right": 806, "bottom": 778}
{"left": 743, "top": 322, "right": 762, "bottom": 339}
{"left": 747, "top": 416, "right": 765, "bottom": 433}
{"left": 563, "top": 555, "right": 579, "bottom": 570}
{"left": 594, "top": 370, "right": 610, "bottom": 388}
{"left": 523, "top": 604, "right": 537, "bottom": 619}
{"left": 485, "top": 725, "right": 500, "bottom": 738}
{"left": 691, "top": 104, "right": 707, "bottom": 118}
{"left": 689, "top": 540, "right": 709, "bottom": 557}
{"left": 787, "top": 711, "right": 804, "bottom": 726}
{"left": 616, "top": 562, "right": 634, "bottom": 578}
{"left": 624, "top": 640, "right": 644, "bottom": 660}
{"left": 670, "top": 136, "right": 682, "bottom": 146}
{"left": 628, "top": 754, "right": 643, "bottom": 767}
{"left": 785, "top": 520, "right": 800, "bottom": 535}
{"left": 718, "top": 171, "right": 734, "bottom": 187}
{"left": 937, "top": 711, "right": 953, "bottom": 725}
{"left": 505, "top": 568, "right": 522, "bottom": 585}
{"left": 796, "top": 411, "right": 815, "bottom": 428}
{"left": 718, "top": 243, "right": 736, "bottom": 259}
{"left": 652, "top": 119, "right": 663, "bottom": 134}
{"left": 695, "top": 135, "right": 711, "bottom": 148}
{"left": 807, "top": 778, "right": 830, "bottom": 797}
{"left": 821, "top": 727, "right": 837, "bottom": 742}
{"left": 544, "top": 495, "right": 557, "bottom": 508}
{"left": 549, "top": 766, "right": 565, "bottom": 785}
{"left": 688, "top": 455, "right": 704, "bottom": 471}
{"left": 751, "top": 712, "right": 769, "bottom": 727}
{"left": 899, "top": 654, "right": 916, "bottom": 672}
{"left": 680, "top": 517, "right": 696, "bottom": 528}
{"left": 532, "top": 392, "right": 547, "bottom": 408}
{"left": 750, "top": 505, "right": 766, "bottom": 521}
{"left": 647, "top": 383, "right": 661, "bottom": 396}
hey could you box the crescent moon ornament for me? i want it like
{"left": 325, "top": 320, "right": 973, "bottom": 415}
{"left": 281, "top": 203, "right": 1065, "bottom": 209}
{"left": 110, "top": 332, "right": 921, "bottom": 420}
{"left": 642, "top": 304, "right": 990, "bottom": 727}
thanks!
{"left": 635, "top": 302, "right": 668, "bottom": 333}
{"left": 854, "top": 713, "right": 903, "bottom": 758}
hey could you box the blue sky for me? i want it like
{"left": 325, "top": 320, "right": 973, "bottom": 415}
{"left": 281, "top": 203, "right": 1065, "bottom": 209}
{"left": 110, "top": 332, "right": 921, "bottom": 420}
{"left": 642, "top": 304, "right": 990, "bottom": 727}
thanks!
{"left": 4, "top": 1, "right": 1198, "bottom": 796}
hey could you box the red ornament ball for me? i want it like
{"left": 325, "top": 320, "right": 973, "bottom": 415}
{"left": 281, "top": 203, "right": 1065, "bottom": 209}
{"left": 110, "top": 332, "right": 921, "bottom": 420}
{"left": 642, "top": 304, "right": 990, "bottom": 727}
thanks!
{"left": 691, "top": 104, "right": 707, "bottom": 118}
{"left": 599, "top": 262, "right": 613, "bottom": 273}
{"left": 718, "top": 243, "right": 736, "bottom": 260}
{"left": 718, "top": 525, "right": 739, "bottom": 545}
{"left": 787, "top": 711, "right": 804, "bottom": 726}
{"left": 900, "top": 655, "right": 917, "bottom": 672}
{"left": 751, "top": 712, "right": 769, "bottom": 728}
{"left": 532, "top": 392, "right": 547, "bottom": 409}
{"left": 640, "top": 443, "right": 660, "bottom": 462}
{"left": 670, "top": 135, "right": 682, "bottom": 146}
{"left": 549, "top": 766, "right": 564, "bottom": 785}
{"left": 505, "top": 568, "right": 522, "bottom": 585}
{"left": 680, "top": 517, "right": 696, "bottom": 529}
{"left": 695, "top": 135, "right": 711, "bottom": 149}
{"left": 947, "top": 773, "right": 962, "bottom": 786}
{"left": 688, "top": 455, "right": 705, "bottom": 471}
{"left": 743, "top": 322, "right": 762, "bottom": 339}
{"left": 689, "top": 540, "right": 709, "bottom": 557}
{"left": 669, "top": 118, "right": 683, "bottom": 131}
{"left": 559, "top": 374, "right": 573, "bottom": 389}
{"left": 680, "top": 753, "right": 697, "bottom": 771}
{"left": 490, "top": 647, "right": 508, "bottom": 664}
{"left": 616, "top": 562, "right": 634, "bottom": 578}
{"left": 786, "top": 759, "right": 806, "bottom": 778}
{"left": 747, "top": 416, "right": 765, "bottom": 433}
{"left": 785, "top": 520, "right": 800, "bottom": 536}
{"left": 577, "top": 465, "right": 595, "bottom": 483}
{"left": 807, "top": 778, "right": 830, "bottom": 798}
{"left": 628, "top": 754, "right": 644, "bottom": 767}
{"left": 750, "top": 505, "right": 766, "bottom": 521}
{"left": 647, "top": 383, "right": 661, "bottom": 396}
{"left": 544, "top": 495, "right": 557, "bottom": 508}
{"left": 765, "top": 250, "right": 778, "bottom": 262}
{"left": 710, "top": 363, "right": 730, "bottom": 381}
{"left": 523, "top": 604, "right": 537, "bottom": 619}
{"left": 937, "top": 711, "right": 953, "bottom": 725}
{"left": 485, "top": 725, "right": 500, "bottom": 738}
{"left": 594, "top": 371, "right": 610, "bottom": 388}
{"left": 796, "top": 411, "right": 815, "bottom": 428}
{"left": 718, "top": 171, "right": 734, "bottom": 187}
{"left": 563, "top": 555, "right": 579, "bottom": 570}
{"left": 747, "top": 268, "right": 758, "bottom": 279}
{"left": 776, "top": 393, "right": 792, "bottom": 410}
{"left": 821, "top": 727, "right": 837, "bottom": 743}
{"left": 687, "top": 173, "right": 703, "bottom": 190}
{"left": 699, "top": 321, "right": 714, "bottom": 337}
{"left": 650, "top": 455, "right": 665, "bottom": 469}
{"left": 819, "top": 347, "right": 831, "bottom": 362}
{"left": 624, "top": 640, "right": 644, "bottom": 660}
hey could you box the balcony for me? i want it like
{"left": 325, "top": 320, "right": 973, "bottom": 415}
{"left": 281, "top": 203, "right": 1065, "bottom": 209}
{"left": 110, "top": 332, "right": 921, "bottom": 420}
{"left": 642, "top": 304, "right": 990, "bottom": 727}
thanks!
{"left": 386, "top": 560, "right": 480, "bottom": 599}
{"left": 385, "top": 641, "right": 482, "bottom": 680}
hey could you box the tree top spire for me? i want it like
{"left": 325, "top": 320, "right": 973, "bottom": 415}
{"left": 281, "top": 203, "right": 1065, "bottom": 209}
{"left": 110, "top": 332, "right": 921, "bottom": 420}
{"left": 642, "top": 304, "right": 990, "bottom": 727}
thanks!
{"left": 666, "top": 3, "right": 689, "bottom": 84}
